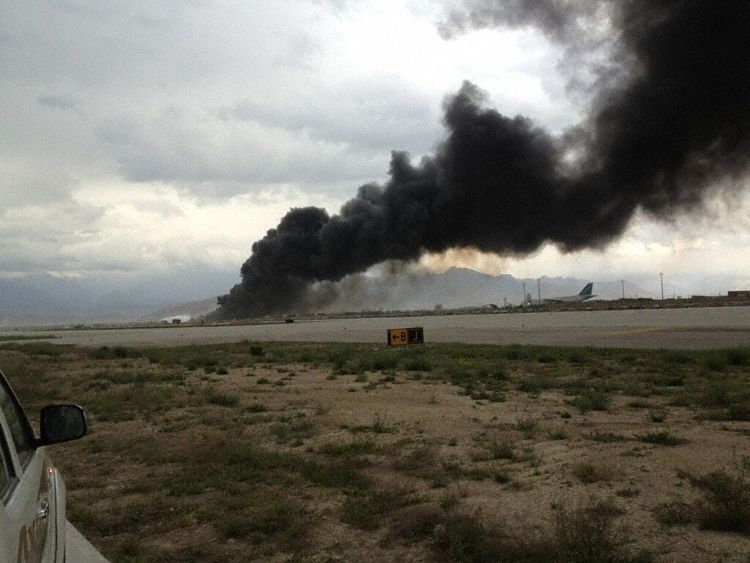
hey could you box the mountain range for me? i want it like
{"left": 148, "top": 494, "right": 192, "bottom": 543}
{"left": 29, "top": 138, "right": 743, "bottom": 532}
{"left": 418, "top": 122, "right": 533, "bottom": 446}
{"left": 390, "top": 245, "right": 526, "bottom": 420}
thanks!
{"left": 0, "top": 267, "right": 661, "bottom": 327}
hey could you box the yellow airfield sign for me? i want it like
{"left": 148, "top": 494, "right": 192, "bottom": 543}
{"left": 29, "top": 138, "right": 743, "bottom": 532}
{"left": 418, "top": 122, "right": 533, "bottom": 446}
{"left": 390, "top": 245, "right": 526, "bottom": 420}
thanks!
{"left": 387, "top": 327, "right": 424, "bottom": 346}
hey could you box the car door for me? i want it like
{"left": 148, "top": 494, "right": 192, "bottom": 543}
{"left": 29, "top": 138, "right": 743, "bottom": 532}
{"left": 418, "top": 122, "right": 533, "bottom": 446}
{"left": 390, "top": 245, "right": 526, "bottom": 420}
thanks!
{"left": 0, "top": 377, "right": 57, "bottom": 563}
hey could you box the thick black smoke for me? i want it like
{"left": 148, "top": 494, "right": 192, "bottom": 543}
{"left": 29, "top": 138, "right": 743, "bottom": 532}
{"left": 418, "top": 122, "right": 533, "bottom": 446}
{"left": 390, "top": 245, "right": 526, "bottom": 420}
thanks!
{"left": 218, "top": 0, "right": 750, "bottom": 318}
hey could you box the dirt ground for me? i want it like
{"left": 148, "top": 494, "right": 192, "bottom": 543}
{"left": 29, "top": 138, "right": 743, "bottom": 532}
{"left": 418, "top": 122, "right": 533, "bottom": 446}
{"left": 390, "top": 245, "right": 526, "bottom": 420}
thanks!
{"left": 195, "top": 363, "right": 750, "bottom": 562}
{"left": 3, "top": 341, "right": 750, "bottom": 562}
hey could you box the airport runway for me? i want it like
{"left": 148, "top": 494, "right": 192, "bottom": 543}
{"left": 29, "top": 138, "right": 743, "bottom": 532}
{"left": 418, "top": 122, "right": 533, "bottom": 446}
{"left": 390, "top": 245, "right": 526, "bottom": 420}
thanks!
{"left": 5, "top": 306, "right": 750, "bottom": 349}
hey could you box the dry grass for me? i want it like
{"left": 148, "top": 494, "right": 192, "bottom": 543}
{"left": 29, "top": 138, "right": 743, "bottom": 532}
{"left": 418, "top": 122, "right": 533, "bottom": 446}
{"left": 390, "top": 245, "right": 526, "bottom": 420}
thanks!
{"left": 1, "top": 340, "right": 749, "bottom": 561}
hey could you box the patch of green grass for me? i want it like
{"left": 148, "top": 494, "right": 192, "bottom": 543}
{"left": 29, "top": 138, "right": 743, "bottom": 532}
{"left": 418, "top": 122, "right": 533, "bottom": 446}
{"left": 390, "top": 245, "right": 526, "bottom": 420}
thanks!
{"left": 219, "top": 497, "right": 308, "bottom": 549}
{"left": 702, "top": 352, "right": 728, "bottom": 372}
{"left": 726, "top": 348, "right": 750, "bottom": 367}
{"left": 96, "top": 369, "right": 184, "bottom": 385}
{"left": 349, "top": 415, "right": 394, "bottom": 434}
{"left": 517, "top": 375, "right": 556, "bottom": 395}
{"left": 88, "top": 345, "right": 130, "bottom": 359}
{"left": 502, "top": 345, "right": 534, "bottom": 361}
{"left": 663, "top": 350, "right": 691, "bottom": 365}
{"left": 0, "top": 334, "right": 58, "bottom": 342}
{"left": 85, "top": 384, "right": 180, "bottom": 422}
{"left": 727, "top": 403, "right": 750, "bottom": 421}
{"left": 0, "top": 341, "right": 66, "bottom": 356}
{"left": 270, "top": 417, "right": 316, "bottom": 445}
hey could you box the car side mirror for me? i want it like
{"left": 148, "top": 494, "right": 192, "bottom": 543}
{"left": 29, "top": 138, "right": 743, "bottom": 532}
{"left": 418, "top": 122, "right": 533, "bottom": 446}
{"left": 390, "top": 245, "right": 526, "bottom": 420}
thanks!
{"left": 39, "top": 405, "right": 87, "bottom": 445}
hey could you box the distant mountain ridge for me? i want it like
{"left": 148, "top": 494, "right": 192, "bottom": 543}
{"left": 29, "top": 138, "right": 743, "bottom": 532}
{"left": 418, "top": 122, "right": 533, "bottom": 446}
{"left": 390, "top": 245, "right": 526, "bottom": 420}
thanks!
{"left": 0, "top": 270, "right": 237, "bottom": 327}
{"left": 0, "top": 267, "right": 658, "bottom": 326}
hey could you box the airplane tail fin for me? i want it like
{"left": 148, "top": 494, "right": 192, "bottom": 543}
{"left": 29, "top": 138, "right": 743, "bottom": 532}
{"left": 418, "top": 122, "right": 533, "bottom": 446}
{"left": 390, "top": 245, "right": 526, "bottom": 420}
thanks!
{"left": 579, "top": 282, "right": 594, "bottom": 296}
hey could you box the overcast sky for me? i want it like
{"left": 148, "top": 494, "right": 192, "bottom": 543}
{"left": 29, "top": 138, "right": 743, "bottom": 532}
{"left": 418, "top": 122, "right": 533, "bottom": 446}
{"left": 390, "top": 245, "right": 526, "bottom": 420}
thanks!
{"left": 2, "top": 0, "right": 749, "bottom": 296}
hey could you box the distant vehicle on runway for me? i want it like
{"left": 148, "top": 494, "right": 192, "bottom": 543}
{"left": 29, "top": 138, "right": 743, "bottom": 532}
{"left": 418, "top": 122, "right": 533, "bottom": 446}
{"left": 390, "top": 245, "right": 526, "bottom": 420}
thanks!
{"left": 537, "top": 283, "right": 596, "bottom": 304}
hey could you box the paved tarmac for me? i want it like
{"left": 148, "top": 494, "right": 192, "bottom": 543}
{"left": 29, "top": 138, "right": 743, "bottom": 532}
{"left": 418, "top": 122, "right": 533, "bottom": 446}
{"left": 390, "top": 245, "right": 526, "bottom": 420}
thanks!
{"left": 5, "top": 306, "right": 750, "bottom": 349}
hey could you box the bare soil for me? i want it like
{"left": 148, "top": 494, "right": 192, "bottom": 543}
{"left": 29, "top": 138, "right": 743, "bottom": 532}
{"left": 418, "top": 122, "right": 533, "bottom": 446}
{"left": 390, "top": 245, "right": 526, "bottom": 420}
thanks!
{"left": 2, "top": 341, "right": 749, "bottom": 562}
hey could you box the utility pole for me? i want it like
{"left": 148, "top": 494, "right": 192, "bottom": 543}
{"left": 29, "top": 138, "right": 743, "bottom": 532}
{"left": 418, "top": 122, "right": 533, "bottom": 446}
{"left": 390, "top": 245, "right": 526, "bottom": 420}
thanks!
{"left": 621, "top": 279, "right": 625, "bottom": 299}
{"left": 522, "top": 282, "right": 526, "bottom": 307}
{"left": 660, "top": 272, "right": 665, "bottom": 300}
{"left": 537, "top": 278, "right": 541, "bottom": 303}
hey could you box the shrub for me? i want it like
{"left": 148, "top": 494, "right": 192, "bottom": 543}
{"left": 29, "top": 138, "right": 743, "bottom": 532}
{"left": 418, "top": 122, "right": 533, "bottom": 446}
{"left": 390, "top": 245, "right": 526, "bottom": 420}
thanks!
{"left": 688, "top": 466, "right": 750, "bottom": 535}
{"left": 404, "top": 357, "right": 431, "bottom": 371}
{"left": 488, "top": 440, "right": 515, "bottom": 460}
{"left": 700, "top": 380, "right": 735, "bottom": 407}
{"left": 515, "top": 417, "right": 538, "bottom": 438}
{"left": 205, "top": 390, "right": 240, "bottom": 407}
{"left": 388, "top": 504, "right": 444, "bottom": 541}
{"left": 573, "top": 461, "right": 617, "bottom": 484}
{"left": 702, "top": 352, "right": 728, "bottom": 372}
{"left": 432, "top": 500, "right": 635, "bottom": 563}
{"left": 663, "top": 350, "right": 691, "bottom": 365}
{"left": 432, "top": 510, "right": 523, "bottom": 562}
{"left": 548, "top": 428, "right": 568, "bottom": 440}
{"left": 553, "top": 500, "right": 627, "bottom": 562}
{"left": 728, "top": 403, "right": 750, "bottom": 421}
{"left": 726, "top": 348, "right": 750, "bottom": 367}
{"left": 637, "top": 432, "right": 686, "bottom": 446}
{"left": 653, "top": 501, "right": 695, "bottom": 526}
{"left": 392, "top": 446, "right": 437, "bottom": 473}
{"left": 219, "top": 498, "right": 308, "bottom": 549}
{"left": 571, "top": 390, "right": 611, "bottom": 413}
{"left": 342, "top": 488, "right": 412, "bottom": 530}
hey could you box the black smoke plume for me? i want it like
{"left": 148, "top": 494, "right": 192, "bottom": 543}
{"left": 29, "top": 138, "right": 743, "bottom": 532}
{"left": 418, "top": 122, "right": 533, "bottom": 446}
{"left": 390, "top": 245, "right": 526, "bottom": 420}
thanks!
{"left": 218, "top": 0, "right": 750, "bottom": 318}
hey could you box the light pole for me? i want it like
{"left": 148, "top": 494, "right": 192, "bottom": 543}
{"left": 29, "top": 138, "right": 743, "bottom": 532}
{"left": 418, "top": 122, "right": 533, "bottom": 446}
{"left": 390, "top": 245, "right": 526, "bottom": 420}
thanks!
{"left": 537, "top": 278, "right": 541, "bottom": 304}
{"left": 621, "top": 279, "right": 625, "bottom": 299}
{"left": 522, "top": 282, "right": 526, "bottom": 307}
{"left": 659, "top": 272, "right": 664, "bottom": 300}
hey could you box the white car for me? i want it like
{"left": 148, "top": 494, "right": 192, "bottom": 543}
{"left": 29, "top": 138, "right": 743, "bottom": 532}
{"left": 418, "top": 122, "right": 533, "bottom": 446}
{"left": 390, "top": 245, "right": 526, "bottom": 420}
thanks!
{"left": 0, "top": 369, "right": 88, "bottom": 562}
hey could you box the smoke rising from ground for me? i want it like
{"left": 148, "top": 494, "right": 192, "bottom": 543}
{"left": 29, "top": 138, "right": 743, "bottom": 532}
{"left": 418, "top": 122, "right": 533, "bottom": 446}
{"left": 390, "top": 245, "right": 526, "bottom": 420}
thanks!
{"left": 218, "top": 0, "right": 750, "bottom": 318}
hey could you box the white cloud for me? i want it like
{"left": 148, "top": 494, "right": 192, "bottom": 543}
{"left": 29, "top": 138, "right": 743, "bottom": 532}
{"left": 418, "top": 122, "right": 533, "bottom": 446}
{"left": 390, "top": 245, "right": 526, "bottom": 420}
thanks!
{"left": 0, "top": 0, "right": 748, "bottom": 298}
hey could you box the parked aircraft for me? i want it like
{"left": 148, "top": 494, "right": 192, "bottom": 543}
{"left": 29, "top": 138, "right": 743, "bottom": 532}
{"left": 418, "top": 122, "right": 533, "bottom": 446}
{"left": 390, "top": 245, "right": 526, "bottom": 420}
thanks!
{"left": 536, "top": 283, "right": 596, "bottom": 304}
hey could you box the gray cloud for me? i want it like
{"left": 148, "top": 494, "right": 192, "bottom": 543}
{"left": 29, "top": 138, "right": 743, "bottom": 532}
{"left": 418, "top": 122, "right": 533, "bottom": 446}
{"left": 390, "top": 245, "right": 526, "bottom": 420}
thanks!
{"left": 1, "top": 0, "right": 624, "bottom": 287}
{"left": 2, "top": 1, "right": 455, "bottom": 206}
{"left": 37, "top": 95, "right": 82, "bottom": 112}
{"left": 217, "top": 77, "right": 440, "bottom": 154}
